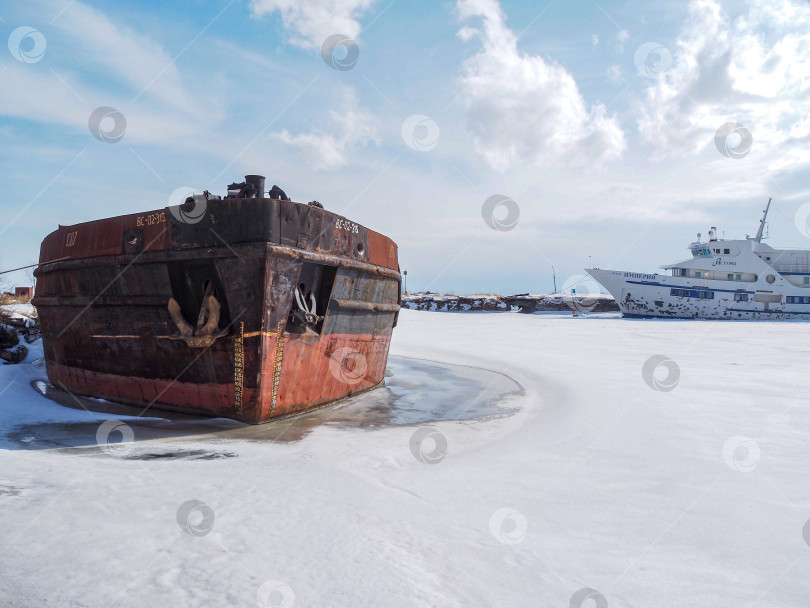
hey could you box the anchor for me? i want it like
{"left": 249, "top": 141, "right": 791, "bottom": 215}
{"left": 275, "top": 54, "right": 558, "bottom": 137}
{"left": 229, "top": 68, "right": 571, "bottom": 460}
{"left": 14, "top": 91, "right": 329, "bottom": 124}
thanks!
{"left": 168, "top": 284, "right": 228, "bottom": 348}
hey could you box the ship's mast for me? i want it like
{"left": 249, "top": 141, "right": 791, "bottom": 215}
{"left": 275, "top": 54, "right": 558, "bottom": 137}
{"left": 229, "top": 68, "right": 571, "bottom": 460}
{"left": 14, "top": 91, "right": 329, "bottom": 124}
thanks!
{"left": 754, "top": 197, "right": 771, "bottom": 243}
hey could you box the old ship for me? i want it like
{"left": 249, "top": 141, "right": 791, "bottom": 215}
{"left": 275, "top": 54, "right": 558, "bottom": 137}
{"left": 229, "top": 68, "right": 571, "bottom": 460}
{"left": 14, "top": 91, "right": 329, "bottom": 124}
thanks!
{"left": 32, "top": 175, "right": 401, "bottom": 423}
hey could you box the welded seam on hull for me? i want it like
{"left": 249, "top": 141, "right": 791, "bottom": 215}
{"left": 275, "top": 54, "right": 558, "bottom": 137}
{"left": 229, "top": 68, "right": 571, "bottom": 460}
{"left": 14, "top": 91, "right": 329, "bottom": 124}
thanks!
{"left": 234, "top": 321, "right": 244, "bottom": 414}
{"left": 270, "top": 321, "right": 285, "bottom": 413}
{"left": 37, "top": 243, "right": 400, "bottom": 278}
{"left": 90, "top": 329, "right": 297, "bottom": 340}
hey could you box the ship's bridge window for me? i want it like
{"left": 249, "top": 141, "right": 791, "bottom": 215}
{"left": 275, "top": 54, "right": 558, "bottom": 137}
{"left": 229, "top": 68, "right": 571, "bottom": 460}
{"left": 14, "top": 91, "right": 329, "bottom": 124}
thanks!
{"left": 671, "top": 288, "right": 715, "bottom": 299}
{"left": 724, "top": 248, "right": 730, "bottom": 254}
{"left": 734, "top": 293, "right": 748, "bottom": 302}
{"left": 787, "top": 296, "right": 810, "bottom": 304}
{"left": 804, "top": 277, "right": 810, "bottom": 285}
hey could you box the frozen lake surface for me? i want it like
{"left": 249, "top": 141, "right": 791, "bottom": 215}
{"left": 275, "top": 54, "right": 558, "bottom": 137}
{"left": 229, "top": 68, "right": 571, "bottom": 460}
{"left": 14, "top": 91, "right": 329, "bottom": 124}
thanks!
{"left": 1, "top": 309, "right": 810, "bottom": 607}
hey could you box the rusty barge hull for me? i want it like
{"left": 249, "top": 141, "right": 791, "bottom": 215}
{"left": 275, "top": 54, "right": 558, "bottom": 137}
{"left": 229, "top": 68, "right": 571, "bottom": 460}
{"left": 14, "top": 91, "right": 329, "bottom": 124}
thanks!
{"left": 33, "top": 192, "right": 401, "bottom": 424}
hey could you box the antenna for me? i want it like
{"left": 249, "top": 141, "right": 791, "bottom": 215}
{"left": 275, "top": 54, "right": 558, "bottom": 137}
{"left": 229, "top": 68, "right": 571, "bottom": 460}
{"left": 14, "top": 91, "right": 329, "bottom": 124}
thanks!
{"left": 754, "top": 197, "right": 771, "bottom": 243}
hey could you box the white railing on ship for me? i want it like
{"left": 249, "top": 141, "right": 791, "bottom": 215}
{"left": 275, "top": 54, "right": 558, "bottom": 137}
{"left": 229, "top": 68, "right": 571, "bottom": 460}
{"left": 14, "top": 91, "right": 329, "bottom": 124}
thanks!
{"left": 774, "top": 264, "right": 810, "bottom": 273}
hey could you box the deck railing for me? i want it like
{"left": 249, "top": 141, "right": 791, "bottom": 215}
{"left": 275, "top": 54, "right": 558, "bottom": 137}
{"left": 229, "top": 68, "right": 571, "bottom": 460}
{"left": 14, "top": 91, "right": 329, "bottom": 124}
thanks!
{"left": 773, "top": 264, "right": 810, "bottom": 273}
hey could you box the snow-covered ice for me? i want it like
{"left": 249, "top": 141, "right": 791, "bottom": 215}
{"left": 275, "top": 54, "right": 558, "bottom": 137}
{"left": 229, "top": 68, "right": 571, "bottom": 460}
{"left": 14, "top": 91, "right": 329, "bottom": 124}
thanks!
{"left": 1, "top": 309, "right": 810, "bottom": 607}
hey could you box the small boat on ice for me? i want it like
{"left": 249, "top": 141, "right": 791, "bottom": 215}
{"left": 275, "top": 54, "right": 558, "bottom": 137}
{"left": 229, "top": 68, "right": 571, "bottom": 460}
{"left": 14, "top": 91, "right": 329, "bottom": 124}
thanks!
{"left": 587, "top": 200, "right": 810, "bottom": 320}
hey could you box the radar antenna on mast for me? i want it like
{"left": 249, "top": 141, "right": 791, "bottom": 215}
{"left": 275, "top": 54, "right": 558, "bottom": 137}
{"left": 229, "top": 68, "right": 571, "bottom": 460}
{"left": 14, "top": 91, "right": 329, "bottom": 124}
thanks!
{"left": 754, "top": 197, "right": 771, "bottom": 243}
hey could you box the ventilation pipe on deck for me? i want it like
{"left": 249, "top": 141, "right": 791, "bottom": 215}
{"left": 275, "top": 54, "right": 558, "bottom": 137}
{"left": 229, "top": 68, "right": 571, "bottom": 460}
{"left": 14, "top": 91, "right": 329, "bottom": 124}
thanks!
{"left": 245, "top": 175, "right": 265, "bottom": 198}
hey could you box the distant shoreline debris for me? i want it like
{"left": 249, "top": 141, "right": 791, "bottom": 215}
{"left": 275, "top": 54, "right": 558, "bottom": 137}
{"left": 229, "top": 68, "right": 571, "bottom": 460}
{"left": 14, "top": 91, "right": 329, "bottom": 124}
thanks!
{"left": 402, "top": 292, "right": 618, "bottom": 313}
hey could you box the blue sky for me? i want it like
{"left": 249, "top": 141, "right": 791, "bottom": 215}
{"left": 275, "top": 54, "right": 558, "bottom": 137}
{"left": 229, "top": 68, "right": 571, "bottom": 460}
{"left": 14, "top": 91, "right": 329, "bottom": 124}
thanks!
{"left": 1, "top": 0, "right": 809, "bottom": 294}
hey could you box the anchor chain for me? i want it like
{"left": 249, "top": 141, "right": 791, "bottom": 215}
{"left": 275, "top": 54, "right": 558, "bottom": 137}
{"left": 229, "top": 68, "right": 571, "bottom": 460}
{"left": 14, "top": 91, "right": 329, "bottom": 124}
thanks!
{"left": 291, "top": 285, "right": 323, "bottom": 327}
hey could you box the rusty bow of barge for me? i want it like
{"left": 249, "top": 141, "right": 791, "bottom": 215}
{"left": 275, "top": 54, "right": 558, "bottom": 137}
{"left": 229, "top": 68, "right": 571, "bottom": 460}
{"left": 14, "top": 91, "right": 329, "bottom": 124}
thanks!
{"left": 33, "top": 175, "right": 401, "bottom": 423}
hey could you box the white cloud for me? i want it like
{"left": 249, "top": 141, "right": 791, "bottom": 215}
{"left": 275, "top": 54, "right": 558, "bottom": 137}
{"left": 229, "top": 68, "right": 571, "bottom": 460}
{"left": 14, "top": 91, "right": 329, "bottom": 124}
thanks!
{"left": 592, "top": 34, "right": 599, "bottom": 50}
{"left": 0, "top": 63, "right": 214, "bottom": 146}
{"left": 616, "top": 29, "right": 629, "bottom": 53}
{"left": 0, "top": 0, "right": 218, "bottom": 142}
{"left": 250, "top": 0, "right": 379, "bottom": 49}
{"left": 52, "top": 0, "right": 202, "bottom": 116}
{"left": 638, "top": 0, "right": 810, "bottom": 163}
{"left": 270, "top": 87, "right": 380, "bottom": 170}
{"left": 0, "top": 66, "right": 86, "bottom": 128}
{"left": 455, "top": 0, "right": 625, "bottom": 172}
{"left": 606, "top": 64, "right": 624, "bottom": 84}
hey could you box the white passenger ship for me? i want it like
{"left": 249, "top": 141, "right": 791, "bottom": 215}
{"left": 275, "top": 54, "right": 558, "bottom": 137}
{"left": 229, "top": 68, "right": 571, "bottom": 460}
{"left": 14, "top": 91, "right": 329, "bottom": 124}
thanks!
{"left": 587, "top": 200, "right": 810, "bottom": 319}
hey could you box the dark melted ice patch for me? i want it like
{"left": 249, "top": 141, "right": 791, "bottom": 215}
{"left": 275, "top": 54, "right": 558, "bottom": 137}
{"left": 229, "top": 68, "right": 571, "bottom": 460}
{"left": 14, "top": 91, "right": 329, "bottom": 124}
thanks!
{"left": 10, "top": 355, "right": 523, "bottom": 451}
{"left": 346, "top": 356, "right": 521, "bottom": 426}
{"left": 128, "top": 449, "right": 237, "bottom": 461}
